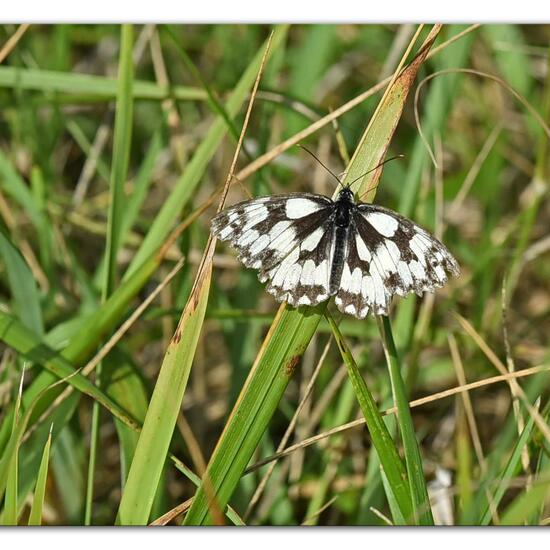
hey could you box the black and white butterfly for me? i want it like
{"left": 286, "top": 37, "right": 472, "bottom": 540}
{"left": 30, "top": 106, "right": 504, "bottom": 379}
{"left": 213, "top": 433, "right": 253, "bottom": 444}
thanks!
{"left": 211, "top": 186, "right": 459, "bottom": 319}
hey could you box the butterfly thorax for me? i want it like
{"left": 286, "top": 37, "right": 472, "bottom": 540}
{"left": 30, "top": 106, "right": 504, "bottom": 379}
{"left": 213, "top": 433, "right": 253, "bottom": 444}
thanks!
{"left": 334, "top": 187, "right": 355, "bottom": 227}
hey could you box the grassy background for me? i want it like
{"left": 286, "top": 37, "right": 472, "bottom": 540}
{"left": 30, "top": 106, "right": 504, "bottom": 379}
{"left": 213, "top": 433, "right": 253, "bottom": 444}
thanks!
{"left": 0, "top": 23, "right": 550, "bottom": 526}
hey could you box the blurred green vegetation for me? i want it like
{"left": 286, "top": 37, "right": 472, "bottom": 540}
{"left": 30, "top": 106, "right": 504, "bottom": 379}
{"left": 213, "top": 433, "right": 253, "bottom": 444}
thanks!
{"left": 0, "top": 23, "right": 549, "bottom": 526}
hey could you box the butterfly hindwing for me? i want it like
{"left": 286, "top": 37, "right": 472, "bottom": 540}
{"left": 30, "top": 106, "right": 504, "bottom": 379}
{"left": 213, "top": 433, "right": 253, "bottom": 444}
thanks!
{"left": 261, "top": 217, "right": 334, "bottom": 307}
{"left": 333, "top": 204, "right": 459, "bottom": 317}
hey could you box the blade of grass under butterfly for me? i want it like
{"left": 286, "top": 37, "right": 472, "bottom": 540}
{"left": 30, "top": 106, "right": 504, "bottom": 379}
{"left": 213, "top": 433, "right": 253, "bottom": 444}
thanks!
{"left": 325, "top": 312, "right": 413, "bottom": 524}
{"left": 378, "top": 316, "right": 434, "bottom": 525}
{"left": 184, "top": 25, "right": 441, "bottom": 526}
{"left": 27, "top": 425, "right": 53, "bottom": 526}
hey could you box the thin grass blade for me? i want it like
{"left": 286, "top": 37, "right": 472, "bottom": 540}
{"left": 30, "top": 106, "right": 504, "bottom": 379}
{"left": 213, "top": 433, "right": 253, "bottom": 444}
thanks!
{"left": 480, "top": 408, "right": 537, "bottom": 525}
{"left": 379, "top": 316, "right": 434, "bottom": 524}
{"left": 27, "top": 425, "right": 53, "bottom": 526}
{"left": 326, "top": 312, "right": 413, "bottom": 523}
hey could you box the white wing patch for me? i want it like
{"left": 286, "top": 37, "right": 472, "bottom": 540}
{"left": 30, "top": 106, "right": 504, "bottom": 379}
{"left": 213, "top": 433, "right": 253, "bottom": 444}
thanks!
{"left": 365, "top": 211, "right": 399, "bottom": 237}
{"left": 285, "top": 198, "right": 325, "bottom": 219}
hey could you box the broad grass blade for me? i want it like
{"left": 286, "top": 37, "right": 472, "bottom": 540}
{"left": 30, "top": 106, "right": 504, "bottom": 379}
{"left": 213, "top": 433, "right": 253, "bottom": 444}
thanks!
{"left": 117, "top": 249, "right": 212, "bottom": 524}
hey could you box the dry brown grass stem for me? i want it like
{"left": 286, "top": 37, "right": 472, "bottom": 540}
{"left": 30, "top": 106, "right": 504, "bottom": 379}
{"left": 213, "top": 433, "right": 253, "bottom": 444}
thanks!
{"left": 0, "top": 24, "right": 30, "bottom": 64}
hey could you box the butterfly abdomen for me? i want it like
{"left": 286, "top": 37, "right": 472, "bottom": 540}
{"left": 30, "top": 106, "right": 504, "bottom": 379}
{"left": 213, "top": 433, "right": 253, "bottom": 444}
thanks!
{"left": 329, "top": 198, "right": 354, "bottom": 295}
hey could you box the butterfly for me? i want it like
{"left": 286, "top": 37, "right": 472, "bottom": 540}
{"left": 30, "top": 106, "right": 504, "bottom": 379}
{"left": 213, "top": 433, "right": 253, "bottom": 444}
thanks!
{"left": 211, "top": 186, "right": 459, "bottom": 319}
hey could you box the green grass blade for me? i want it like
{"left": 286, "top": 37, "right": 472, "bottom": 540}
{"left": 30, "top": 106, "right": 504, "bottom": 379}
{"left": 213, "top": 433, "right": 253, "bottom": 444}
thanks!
{"left": 125, "top": 25, "right": 288, "bottom": 277}
{"left": 184, "top": 304, "right": 324, "bottom": 525}
{"left": 0, "top": 65, "right": 205, "bottom": 101}
{"left": 117, "top": 259, "right": 212, "bottom": 525}
{"left": 28, "top": 425, "right": 53, "bottom": 526}
{"left": 326, "top": 312, "right": 413, "bottom": 523}
{"left": 480, "top": 409, "right": 537, "bottom": 525}
{"left": 499, "top": 463, "right": 550, "bottom": 525}
{"left": 0, "top": 225, "right": 43, "bottom": 335}
{"left": 379, "top": 316, "right": 434, "bottom": 525}
{"left": 3, "top": 447, "right": 18, "bottom": 525}
{"left": 102, "top": 24, "right": 134, "bottom": 296}
{"left": 0, "top": 310, "right": 139, "bottom": 432}
{"left": 0, "top": 376, "right": 45, "bottom": 503}
{"left": 2, "top": 370, "right": 24, "bottom": 525}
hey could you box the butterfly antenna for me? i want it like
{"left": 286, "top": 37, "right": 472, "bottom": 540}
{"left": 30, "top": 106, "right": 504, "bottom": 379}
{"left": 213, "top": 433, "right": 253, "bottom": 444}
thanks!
{"left": 297, "top": 144, "right": 344, "bottom": 188}
{"left": 347, "top": 154, "right": 405, "bottom": 188}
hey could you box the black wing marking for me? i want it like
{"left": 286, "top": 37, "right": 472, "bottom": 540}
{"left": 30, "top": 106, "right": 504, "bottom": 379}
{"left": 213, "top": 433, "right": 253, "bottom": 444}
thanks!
{"left": 334, "top": 204, "right": 459, "bottom": 318}
{"left": 211, "top": 193, "right": 335, "bottom": 307}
